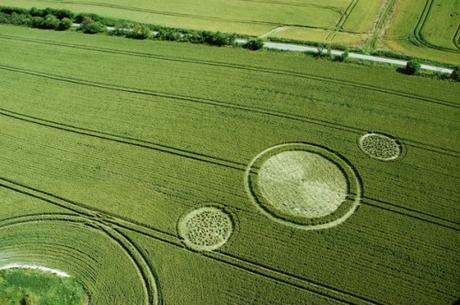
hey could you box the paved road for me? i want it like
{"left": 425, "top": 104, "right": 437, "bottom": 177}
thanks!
{"left": 72, "top": 23, "right": 453, "bottom": 74}
{"left": 235, "top": 39, "right": 453, "bottom": 74}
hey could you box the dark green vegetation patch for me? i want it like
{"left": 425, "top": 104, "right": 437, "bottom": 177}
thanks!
{"left": 0, "top": 268, "right": 86, "bottom": 305}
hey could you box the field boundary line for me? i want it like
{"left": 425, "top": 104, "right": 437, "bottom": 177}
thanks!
{"left": 1, "top": 65, "right": 458, "bottom": 158}
{"left": 0, "top": 34, "right": 456, "bottom": 108}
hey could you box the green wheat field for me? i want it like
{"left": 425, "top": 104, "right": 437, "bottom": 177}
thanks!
{"left": 0, "top": 1, "right": 459, "bottom": 304}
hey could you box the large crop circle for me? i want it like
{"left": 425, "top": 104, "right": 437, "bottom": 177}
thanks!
{"left": 246, "top": 143, "right": 361, "bottom": 230}
{"left": 178, "top": 207, "right": 233, "bottom": 252}
{"left": 359, "top": 133, "right": 402, "bottom": 161}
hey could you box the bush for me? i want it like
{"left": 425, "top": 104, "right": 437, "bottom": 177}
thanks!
{"left": 44, "top": 14, "right": 60, "bottom": 29}
{"left": 75, "top": 13, "right": 98, "bottom": 23}
{"left": 6, "top": 12, "right": 32, "bottom": 26}
{"left": 57, "top": 17, "right": 72, "bottom": 31}
{"left": 243, "top": 38, "right": 264, "bottom": 50}
{"left": 337, "top": 49, "right": 349, "bottom": 62}
{"left": 52, "top": 8, "right": 74, "bottom": 20}
{"left": 405, "top": 59, "right": 421, "bottom": 75}
{"left": 0, "top": 12, "right": 9, "bottom": 24}
{"left": 315, "top": 44, "right": 326, "bottom": 57}
{"left": 31, "top": 16, "right": 44, "bottom": 28}
{"left": 80, "top": 17, "right": 105, "bottom": 34}
{"left": 451, "top": 67, "right": 460, "bottom": 81}
{"left": 156, "top": 29, "right": 182, "bottom": 41}
{"left": 30, "top": 7, "right": 46, "bottom": 17}
{"left": 125, "top": 24, "right": 150, "bottom": 39}
{"left": 0, "top": 6, "right": 28, "bottom": 15}
{"left": 184, "top": 31, "right": 204, "bottom": 43}
{"left": 74, "top": 12, "right": 118, "bottom": 26}
{"left": 202, "top": 31, "right": 234, "bottom": 46}
{"left": 32, "top": 14, "right": 60, "bottom": 29}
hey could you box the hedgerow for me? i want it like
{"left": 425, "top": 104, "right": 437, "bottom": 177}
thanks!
{"left": 79, "top": 17, "right": 105, "bottom": 34}
{"left": 0, "top": 6, "right": 74, "bottom": 31}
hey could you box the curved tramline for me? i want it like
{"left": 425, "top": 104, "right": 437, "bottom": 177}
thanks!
{"left": 412, "top": 0, "right": 460, "bottom": 53}
{"left": 0, "top": 215, "right": 161, "bottom": 305}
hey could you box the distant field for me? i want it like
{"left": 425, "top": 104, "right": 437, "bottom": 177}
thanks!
{"left": 0, "top": 25, "right": 459, "bottom": 304}
{"left": 1, "top": 0, "right": 386, "bottom": 44}
{"left": 380, "top": 0, "right": 460, "bottom": 65}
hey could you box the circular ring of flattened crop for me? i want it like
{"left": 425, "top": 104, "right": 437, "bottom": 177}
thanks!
{"left": 359, "top": 133, "right": 402, "bottom": 161}
{"left": 178, "top": 207, "right": 233, "bottom": 252}
{"left": 246, "top": 143, "right": 361, "bottom": 230}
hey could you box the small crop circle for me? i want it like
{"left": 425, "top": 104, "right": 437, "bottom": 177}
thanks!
{"left": 359, "top": 133, "right": 402, "bottom": 161}
{"left": 246, "top": 143, "right": 361, "bottom": 230}
{"left": 178, "top": 207, "right": 233, "bottom": 252}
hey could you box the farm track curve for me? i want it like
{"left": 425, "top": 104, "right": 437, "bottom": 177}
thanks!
{"left": 0, "top": 63, "right": 458, "bottom": 159}
{"left": 412, "top": 0, "right": 460, "bottom": 54}
{"left": 0, "top": 34, "right": 457, "bottom": 109}
{"left": 453, "top": 24, "right": 460, "bottom": 50}
{"left": 0, "top": 214, "right": 161, "bottom": 305}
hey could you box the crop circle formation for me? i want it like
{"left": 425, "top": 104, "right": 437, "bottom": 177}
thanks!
{"left": 359, "top": 133, "right": 402, "bottom": 161}
{"left": 178, "top": 207, "right": 233, "bottom": 252}
{"left": 246, "top": 143, "right": 361, "bottom": 230}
